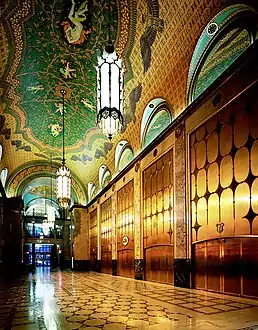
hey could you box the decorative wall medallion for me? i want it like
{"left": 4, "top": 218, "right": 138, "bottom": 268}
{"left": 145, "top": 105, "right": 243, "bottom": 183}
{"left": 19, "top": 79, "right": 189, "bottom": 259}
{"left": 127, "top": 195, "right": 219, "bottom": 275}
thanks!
{"left": 175, "top": 123, "right": 184, "bottom": 139}
{"left": 122, "top": 235, "right": 129, "bottom": 246}
{"left": 216, "top": 222, "right": 224, "bottom": 234}
{"left": 135, "top": 162, "right": 140, "bottom": 172}
{"left": 206, "top": 22, "right": 218, "bottom": 36}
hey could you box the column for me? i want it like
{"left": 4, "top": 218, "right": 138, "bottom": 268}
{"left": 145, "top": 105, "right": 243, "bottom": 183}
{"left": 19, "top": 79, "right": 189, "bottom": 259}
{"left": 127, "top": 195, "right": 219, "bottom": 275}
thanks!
{"left": 63, "top": 218, "right": 71, "bottom": 269}
{"left": 73, "top": 208, "right": 90, "bottom": 271}
{"left": 174, "top": 124, "right": 191, "bottom": 288}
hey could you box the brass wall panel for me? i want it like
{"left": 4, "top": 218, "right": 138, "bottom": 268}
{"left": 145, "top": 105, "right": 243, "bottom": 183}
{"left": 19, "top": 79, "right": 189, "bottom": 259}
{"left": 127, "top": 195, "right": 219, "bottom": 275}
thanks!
{"left": 242, "top": 238, "right": 258, "bottom": 297}
{"left": 207, "top": 115, "right": 218, "bottom": 133}
{"left": 220, "top": 155, "right": 233, "bottom": 188}
{"left": 190, "top": 88, "right": 258, "bottom": 298}
{"left": 253, "top": 216, "right": 258, "bottom": 235}
{"left": 251, "top": 178, "right": 258, "bottom": 214}
{"left": 207, "top": 194, "right": 219, "bottom": 238}
{"left": 235, "top": 183, "right": 250, "bottom": 235}
{"left": 196, "top": 140, "right": 206, "bottom": 169}
{"left": 220, "top": 189, "right": 234, "bottom": 236}
{"left": 250, "top": 109, "right": 258, "bottom": 139}
{"left": 90, "top": 209, "right": 98, "bottom": 270}
{"left": 101, "top": 198, "right": 112, "bottom": 274}
{"left": 206, "top": 240, "right": 220, "bottom": 291}
{"left": 223, "top": 238, "right": 241, "bottom": 295}
{"left": 207, "top": 163, "right": 219, "bottom": 193}
{"left": 251, "top": 141, "right": 258, "bottom": 176}
{"left": 191, "top": 174, "right": 196, "bottom": 199}
{"left": 197, "top": 169, "right": 206, "bottom": 198}
{"left": 143, "top": 149, "right": 174, "bottom": 284}
{"left": 117, "top": 180, "right": 134, "bottom": 278}
{"left": 234, "top": 111, "right": 249, "bottom": 149}
{"left": 234, "top": 147, "right": 249, "bottom": 183}
{"left": 193, "top": 237, "right": 258, "bottom": 298}
{"left": 196, "top": 126, "right": 206, "bottom": 141}
{"left": 207, "top": 132, "right": 218, "bottom": 163}
{"left": 190, "top": 93, "right": 258, "bottom": 241}
{"left": 220, "top": 123, "right": 232, "bottom": 156}
{"left": 197, "top": 197, "right": 207, "bottom": 241}
{"left": 191, "top": 146, "right": 196, "bottom": 174}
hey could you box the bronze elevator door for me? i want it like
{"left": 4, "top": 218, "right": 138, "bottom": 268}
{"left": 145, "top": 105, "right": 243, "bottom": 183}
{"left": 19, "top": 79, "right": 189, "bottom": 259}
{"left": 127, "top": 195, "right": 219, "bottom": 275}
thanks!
{"left": 117, "top": 180, "right": 134, "bottom": 278}
{"left": 145, "top": 245, "right": 173, "bottom": 283}
{"left": 117, "top": 248, "right": 134, "bottom": 278}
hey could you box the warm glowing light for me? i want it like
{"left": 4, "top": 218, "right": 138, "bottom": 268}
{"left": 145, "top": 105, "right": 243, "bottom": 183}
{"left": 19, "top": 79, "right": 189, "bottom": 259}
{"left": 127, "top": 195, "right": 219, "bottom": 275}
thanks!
{"left": 96, "top": 49, "right": 123, "bottom": 139}
{"left": 56, "top": 165, "right": 71, "bottom": 209}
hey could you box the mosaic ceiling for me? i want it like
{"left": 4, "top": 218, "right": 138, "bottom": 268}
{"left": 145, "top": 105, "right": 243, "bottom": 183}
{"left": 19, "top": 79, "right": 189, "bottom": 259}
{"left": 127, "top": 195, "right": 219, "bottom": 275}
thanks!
{"left": 0, "top": 0, "right": 136, "bottom": 200}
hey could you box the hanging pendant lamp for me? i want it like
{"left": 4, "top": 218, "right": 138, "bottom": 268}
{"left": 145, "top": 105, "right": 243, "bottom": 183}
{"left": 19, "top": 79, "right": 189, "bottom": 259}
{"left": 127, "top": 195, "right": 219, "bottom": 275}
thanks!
{"left": 96, "top": 1, "right": 124, "bottom": 139}
{"left": 56, "top": 89, "right": 71, "bottom": 209}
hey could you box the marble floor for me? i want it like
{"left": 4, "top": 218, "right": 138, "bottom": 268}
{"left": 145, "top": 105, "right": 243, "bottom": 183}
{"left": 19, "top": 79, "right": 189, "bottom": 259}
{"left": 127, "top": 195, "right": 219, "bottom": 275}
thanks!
{"left": 0, "top": 269, "right": 258, "bottom": 329}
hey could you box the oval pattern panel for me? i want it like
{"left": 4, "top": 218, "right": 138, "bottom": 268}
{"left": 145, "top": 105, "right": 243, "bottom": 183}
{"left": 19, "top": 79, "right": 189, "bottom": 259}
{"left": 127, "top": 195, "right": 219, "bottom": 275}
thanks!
{"left": 191, "top": 146, "right": 196, "bottom": 174}
{"left": 208, "top": 163, "right": 219, "bottom": 193}
{"left": 197, "top": 197, "right": 207, "bottom": 241}
{"left": 250, "top": 108, "right": 258, "bottom": 139}
{"left": 235, "top": 182, "right": 250, "bottom": 235}
{"left": 234, "top": 110, "right": 249, "bottom": 148}
{"left": 192, "top": 201, "right": 197, "bottom": 241}
{"left": 251, "top": 140, "right": 258, "bottom": 177}
{"left": 251, "top": 178, "right": 258, "bottom": 215}
{"left": 220, "top": 155, "right": 233, "bottom": 188}
{"left": 207, "top": 193, "right": 219, "bottom": 239}
{"left": 220, "top": 123, "right": 232, "bottom": 156}
{"left": 207, "top": 132, "right": 218, "bottom": 163}
{"left": 234, "top": 147, "right": 249, "bottom": 183}
{"left": 220, "top": 188, "right": 234, "bottom": 236}
{"left": 196, "top": 125, "right": 206, "bottom": 141}
{"left": 196, "top": 140, "right": 206, "bottom": 169}
{"left": 197, "top": 169, "right": 206, "bottom": 198}
{"left": 191, "top": 174, "right": 196, "bottom": 200}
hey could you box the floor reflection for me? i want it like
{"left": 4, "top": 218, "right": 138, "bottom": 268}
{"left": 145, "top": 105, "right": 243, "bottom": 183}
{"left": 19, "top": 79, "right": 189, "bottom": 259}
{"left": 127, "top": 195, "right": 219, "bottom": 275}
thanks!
{"left": 0, "top": 269, "right": 258, "bottom": 329}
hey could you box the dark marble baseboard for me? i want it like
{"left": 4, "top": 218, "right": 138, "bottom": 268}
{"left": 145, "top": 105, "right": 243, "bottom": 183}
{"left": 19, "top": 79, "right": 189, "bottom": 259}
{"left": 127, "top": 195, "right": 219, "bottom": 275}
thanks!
{"left": 112, "top": 260, "right": 117, "bottom": 276}
{"left": 61, "top": 258, "right": 72, "bottom": 270}
{"left": 174, "top": 258, "right": 191, "bottom": 288}
{"left": 73, "top": 260, "right": 90, "bottom": 271}
{"left": 134, "top": 259, "right": 144, "bottom": 280}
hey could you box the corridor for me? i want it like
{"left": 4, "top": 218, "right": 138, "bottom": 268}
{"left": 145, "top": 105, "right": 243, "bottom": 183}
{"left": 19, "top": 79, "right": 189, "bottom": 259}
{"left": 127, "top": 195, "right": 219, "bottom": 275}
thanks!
{"left": 0, "top": 270, "right": 258, "bottom": 330}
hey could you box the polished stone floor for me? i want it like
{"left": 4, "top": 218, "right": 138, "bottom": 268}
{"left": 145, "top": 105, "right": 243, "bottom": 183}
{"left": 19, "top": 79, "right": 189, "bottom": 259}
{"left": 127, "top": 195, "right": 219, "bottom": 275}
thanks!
{"left": 0, "top": 269, "right": 258, "bottom": 329}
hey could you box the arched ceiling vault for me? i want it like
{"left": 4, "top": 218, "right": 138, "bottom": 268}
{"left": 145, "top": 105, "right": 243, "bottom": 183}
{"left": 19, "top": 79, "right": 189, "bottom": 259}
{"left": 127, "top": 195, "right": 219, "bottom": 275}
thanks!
{"left": 1, "top": 0, "right": 255, "bottom": 202}
{"left": 0, "top": 0, "right": 136, "bottom": 200}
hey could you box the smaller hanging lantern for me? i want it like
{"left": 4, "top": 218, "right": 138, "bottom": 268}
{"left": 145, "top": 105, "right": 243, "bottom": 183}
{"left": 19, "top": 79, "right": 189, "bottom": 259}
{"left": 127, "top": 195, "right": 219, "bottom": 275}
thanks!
{"left": 96, "top": 41, "right": 124, "bottom": 139}
{"left": 56, "top": 89, "right": 71, "bottom": 209}
{"left": 56, "top": 165, "right": 71, "bottom": 209}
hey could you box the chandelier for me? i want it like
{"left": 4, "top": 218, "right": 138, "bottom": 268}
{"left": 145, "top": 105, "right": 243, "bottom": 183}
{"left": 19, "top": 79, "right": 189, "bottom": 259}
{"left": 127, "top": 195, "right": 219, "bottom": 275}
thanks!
{"left": 96, "top": 2, "right": 123, "bottom": 139}
{"left": 56, "top": 89, "right": 71, "bottom": 209}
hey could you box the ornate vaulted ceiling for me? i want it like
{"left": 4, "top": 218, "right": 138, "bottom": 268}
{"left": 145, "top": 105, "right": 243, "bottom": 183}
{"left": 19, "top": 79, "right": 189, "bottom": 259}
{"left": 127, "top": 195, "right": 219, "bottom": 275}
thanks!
{"left": 0, "top": 0, "right": 136, "bottom": 201}
{"left": 2, "top": 0, "right": 252, "bottom": 204}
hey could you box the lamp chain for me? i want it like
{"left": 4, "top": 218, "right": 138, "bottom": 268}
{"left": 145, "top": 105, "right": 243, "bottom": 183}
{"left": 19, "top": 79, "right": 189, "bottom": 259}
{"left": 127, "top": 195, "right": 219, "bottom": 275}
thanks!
{"left": 61, "top": 89, "right": 66, "bottom": 166}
